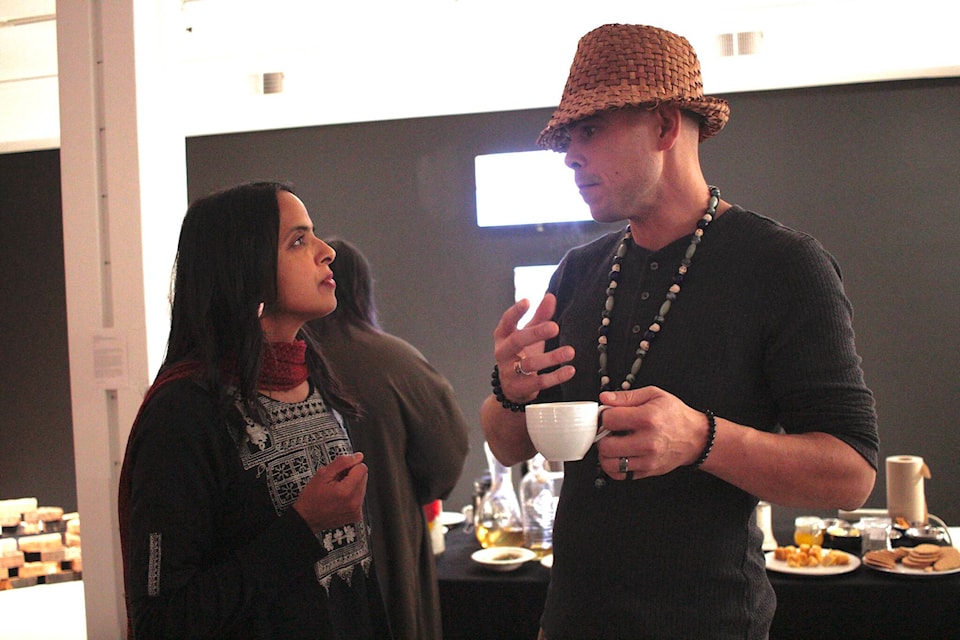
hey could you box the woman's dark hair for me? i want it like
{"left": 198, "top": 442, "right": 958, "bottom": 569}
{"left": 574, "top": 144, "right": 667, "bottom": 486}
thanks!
{"left": 163, "top": 181, "right": 357, "bottom": 426}
{"left": 319, "top": 237, "right": 380, "bottom": 331}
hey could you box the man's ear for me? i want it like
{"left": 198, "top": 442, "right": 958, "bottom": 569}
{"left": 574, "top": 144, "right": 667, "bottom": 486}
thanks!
{"left": 653, "top": 104, "right": 683, "bottom": 150}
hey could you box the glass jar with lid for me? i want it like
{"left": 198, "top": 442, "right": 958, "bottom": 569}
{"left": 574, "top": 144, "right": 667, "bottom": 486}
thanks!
{"left": 793, "top": 516, "right": 825, "bottom": 546}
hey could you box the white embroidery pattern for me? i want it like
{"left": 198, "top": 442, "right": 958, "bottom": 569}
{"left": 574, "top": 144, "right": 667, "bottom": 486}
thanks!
{"left": 245, "top": 422, "right": 269, "bottom": 450}
{"left": 148, "top": 532, "right": 162, "bottom": 597}
{"left": 235, "top": 390, "right": 371, "bottom": 592}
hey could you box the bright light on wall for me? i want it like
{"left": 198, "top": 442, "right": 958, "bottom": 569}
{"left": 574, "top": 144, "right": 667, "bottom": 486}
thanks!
{"left": 475, "top": 150, "right": 590, "bottom": 227}
{"left": 514, "top": 264, "right": 558, "bottom": 327}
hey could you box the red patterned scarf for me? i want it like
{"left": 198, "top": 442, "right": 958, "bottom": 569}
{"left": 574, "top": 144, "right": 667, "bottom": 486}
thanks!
{"left": 258, "top": 339, "right": 309, "bottom": 390}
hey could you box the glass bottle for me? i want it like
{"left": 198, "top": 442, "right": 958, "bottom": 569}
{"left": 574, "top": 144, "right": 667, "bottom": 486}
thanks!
{"left": 476, "top": 442, "right": 524, "bottom": 548}
{"left": 520, "top": 454, "right": 562, "bottom": 557}
{"left": 463, "top": 472, "right": 491, "bottom": 535}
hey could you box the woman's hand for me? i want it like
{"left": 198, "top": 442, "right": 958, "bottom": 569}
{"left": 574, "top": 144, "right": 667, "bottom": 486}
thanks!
{"left": 293, "top": 452, "right": 368, "bottom": 532}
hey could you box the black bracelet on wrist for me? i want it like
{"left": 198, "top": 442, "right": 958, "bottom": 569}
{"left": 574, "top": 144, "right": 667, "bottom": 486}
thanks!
{"left": 490, "top": 364, "right": 530, "bottom": 412}
{"left": 692, "top": 409, "right": 717, "bottom": 469}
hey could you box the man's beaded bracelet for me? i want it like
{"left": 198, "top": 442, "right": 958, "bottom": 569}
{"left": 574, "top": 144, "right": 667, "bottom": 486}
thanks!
{"left": 490, "top": 364, "right": 530, "bottom": 412}
{"left": 692, "top": 409, "right": 717, "bottom": 468}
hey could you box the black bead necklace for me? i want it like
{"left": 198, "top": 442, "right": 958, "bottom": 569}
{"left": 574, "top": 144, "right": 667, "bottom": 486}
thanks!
{"left": 597, "top": 186, "right": 720, "bottom": 392}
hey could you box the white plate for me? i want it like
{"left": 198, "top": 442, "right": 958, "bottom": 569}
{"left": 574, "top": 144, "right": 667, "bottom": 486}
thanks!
{"left": 471, "top": 546, "right": 536, "bottom": 572}
{"left": 764, "top": 550, "right": 860, "bottom": 576}
{"left": 863, "top": 560, "right": 960, "bottom": 577}
{"left": 437, "top": 511, "right": 466, "bottom": 528}
{"left": 540, "top": 553, "right": 554, "bottom": 569}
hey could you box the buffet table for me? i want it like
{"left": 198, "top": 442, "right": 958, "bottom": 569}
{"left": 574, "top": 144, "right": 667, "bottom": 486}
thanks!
{"left": 436, "top": 527, "right": 960, "bottom": 639}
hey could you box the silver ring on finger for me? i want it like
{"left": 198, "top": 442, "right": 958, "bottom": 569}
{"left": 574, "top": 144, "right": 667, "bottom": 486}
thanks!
{"left": 618, "top": 456, "right": 629, "bottom": 474}
{"left": 514, "top": 359, "right": 534, "bottom": 376}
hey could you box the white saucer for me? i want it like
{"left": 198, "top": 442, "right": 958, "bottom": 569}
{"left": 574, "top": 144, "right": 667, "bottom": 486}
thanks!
{"left": 437, "top": 511, "right": 466, "bottom": 528}
{"left": 471, "top": 546, "right": 536, "bottom": 572}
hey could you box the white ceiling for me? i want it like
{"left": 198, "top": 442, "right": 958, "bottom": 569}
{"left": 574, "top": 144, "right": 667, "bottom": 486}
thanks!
{"left": 1, "top": 0, "right": 958, "bottom": 152}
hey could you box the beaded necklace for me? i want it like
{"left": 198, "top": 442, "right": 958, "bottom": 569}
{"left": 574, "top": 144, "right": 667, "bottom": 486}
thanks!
{"left": 598, "top": 186, "right": 720, "bottom": 392}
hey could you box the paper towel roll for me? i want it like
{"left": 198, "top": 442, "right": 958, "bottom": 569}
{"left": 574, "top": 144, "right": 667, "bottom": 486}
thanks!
{"left": 885, "top": 455, "right": 930, "bottom": 525}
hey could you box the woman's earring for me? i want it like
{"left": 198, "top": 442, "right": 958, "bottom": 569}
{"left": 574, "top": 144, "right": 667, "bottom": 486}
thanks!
{"left": 257, "top": 302, "right": 265, "bottom": 318}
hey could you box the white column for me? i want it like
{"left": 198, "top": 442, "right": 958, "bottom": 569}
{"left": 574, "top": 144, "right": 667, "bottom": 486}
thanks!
{"left": 57, "top": 1, "right": 186, "bottom": 637}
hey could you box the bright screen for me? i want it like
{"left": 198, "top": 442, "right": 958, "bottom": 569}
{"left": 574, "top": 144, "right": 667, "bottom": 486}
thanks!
{"left": 514, "top": 264, "right": 558, "bottom": 328}
{"left": 475, "top": 150, "right": 590, "bottom": 227}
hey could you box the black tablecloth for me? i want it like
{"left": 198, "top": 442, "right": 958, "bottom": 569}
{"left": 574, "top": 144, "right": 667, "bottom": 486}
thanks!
{"left": 435, "top": 526, "right": 960, "bottom": 639}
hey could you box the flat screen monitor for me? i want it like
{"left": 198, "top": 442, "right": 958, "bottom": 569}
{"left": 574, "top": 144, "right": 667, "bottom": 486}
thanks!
{"left": 514, "top": 264, "right": 558, "bottom": 327}
{"left": 475, "top": 150, "right": 589, "bottom": 227}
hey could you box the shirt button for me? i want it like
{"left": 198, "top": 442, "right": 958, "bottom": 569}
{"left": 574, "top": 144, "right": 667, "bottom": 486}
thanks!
{"left": 632, "top": 325, "right": 642, "bottom": 334}
{"left": 650, "top": 262, "right": 659, "bottom": 270}
{"left": 640, "top": 292, "right": 650, "bottom": 300}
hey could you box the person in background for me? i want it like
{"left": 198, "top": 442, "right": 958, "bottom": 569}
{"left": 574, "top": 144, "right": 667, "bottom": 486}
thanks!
{"left": 480, "top": 24, "right": 879, "bottom": 639}
{"left": 309, "top": 237, "right": 470, "bottom": 640}
{"left": 119, "top": 182, "right": 392, "bottom": 639}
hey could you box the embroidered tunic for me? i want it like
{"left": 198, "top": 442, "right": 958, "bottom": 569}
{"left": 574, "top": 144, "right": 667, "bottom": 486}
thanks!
{"left": 122, "top": 379, "right": 391, "bottom": 639}
{"left": 538, "top": 207, "right": 879, "bottom": 639}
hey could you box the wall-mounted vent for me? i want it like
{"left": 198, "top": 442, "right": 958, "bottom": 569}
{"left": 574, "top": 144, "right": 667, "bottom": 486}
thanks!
{"left": 261, "top": 72, "right": 285, "bottom": 94}
{"left": 717, "top": 31, "right": 763, "bottom": 57}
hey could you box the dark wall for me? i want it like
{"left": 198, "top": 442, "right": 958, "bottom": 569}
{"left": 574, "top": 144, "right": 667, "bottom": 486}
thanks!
{"left": 0, "top": 149, "right": 77, "bottom": 512}
{"left": 185, "top": 78, "right": 960, "bottom": 532}
{"left": 3, "top": 77, "right": 957, "bottom": 535}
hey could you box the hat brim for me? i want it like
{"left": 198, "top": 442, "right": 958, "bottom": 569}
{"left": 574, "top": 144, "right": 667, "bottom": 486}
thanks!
{"left": 537, "top": 95, "right": 729, "bottom": 152}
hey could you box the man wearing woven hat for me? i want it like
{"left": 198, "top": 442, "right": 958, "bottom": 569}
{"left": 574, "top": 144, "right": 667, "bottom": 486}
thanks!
{"left": 481, "top": 24, "right": 878, "bottom": 638}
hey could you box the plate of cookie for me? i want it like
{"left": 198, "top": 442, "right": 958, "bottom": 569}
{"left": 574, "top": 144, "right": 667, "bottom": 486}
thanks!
{"left": 765, "top": 545, "right": 860, "bottom": 576}
{"left": 862, "top": 544, "right": 960, "bottom": 576}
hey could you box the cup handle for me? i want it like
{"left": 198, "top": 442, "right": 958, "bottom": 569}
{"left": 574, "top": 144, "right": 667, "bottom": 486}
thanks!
{"left": 928, "top": 514, "right": 952, "bottom": 546}
{"left": 594, "top": 405, "right": 612, "bottom": 442}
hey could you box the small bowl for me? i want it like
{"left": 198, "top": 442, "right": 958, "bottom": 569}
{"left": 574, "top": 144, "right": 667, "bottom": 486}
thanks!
{"left": 892, "top": 524, "right": 951, "bottom": 548}
{"left": 823, "top": 520, "right": 862, "bottom": 554}
{"left": 471, "top": 546, "right": 536, "bottom": 572}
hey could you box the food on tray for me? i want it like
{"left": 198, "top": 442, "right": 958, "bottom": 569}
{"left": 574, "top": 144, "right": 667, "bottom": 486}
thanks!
{"left": 773, "top": 543, "right": 850, "bottom": 568}
{"left": 863, "top": 543, "right": 960, "bottom": 572}
{"left": 934, "top": 547, "right": 960, "bottom": 571}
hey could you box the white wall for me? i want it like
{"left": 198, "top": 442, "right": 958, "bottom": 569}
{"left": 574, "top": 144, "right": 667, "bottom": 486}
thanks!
{"left": 56, "top": 1, "right": 187, "bottom": 636}
{"left": 3, "top": 0, "right": 959, "bottom": 153}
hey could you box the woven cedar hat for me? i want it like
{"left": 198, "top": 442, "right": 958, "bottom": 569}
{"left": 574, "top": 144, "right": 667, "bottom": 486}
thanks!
{"left": 537, "top": 24, "right": 730, "bottom": 151}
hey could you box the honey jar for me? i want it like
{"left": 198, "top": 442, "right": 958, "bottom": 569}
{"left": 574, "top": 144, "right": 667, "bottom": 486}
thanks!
{"left": 793, "top": 516, "right": 825, "bottom": 546}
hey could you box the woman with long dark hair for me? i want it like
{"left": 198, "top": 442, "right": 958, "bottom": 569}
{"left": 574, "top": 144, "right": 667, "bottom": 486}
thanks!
{"left": 310, "top": 238, "right": 469, "bottom": 640}
{"left": 119, "top": 182, "right": 392, "bottom": 638}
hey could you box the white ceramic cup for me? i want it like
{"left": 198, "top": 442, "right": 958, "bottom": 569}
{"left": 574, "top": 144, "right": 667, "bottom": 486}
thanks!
{"left": 525, "top": 401, "right": 610, "bottom": 462}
